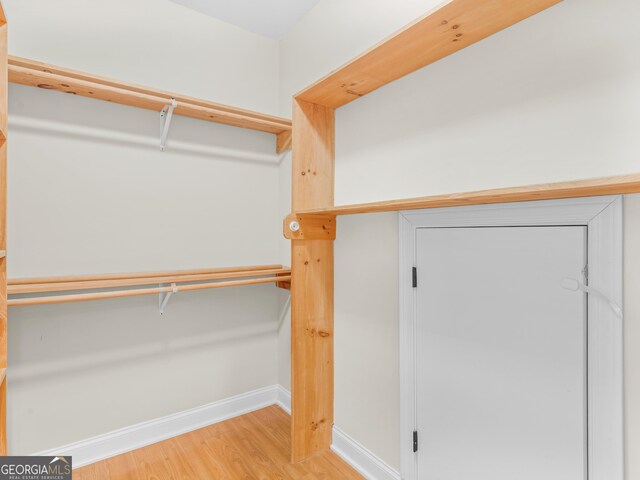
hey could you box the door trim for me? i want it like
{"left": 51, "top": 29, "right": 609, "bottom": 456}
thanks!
{"left": 399, "top": 196, "right": 623, "bottom": 480}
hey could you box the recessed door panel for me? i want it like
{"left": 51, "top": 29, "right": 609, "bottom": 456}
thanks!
{"left": 416, "top": 226, "right": 587, "bottom": 480}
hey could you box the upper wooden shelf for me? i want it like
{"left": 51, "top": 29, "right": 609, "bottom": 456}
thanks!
{"left": 296, "top": 0, "right": 562, "bottom": 109}
{"left": 8, "top": 56, "right": 292, "bottom": 153}
{"left": 295, "top": 174, "right": 640, "bottom": 216}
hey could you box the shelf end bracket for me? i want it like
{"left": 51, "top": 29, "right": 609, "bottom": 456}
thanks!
{"left": 160, "top": 98, "right": 178, "bottom": 151}
{"left": 159, "top": 282, "right": 178, "bottom": 315}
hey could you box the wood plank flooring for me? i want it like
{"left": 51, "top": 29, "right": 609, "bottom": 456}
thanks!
{"left": 74, "top": 405, "right": 364, "bottom": 479}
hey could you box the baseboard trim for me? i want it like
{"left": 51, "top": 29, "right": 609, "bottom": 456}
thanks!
{"left": 34, "top": 384, "right": 398, "bottom": 479}
{"left": 276, "top": 385, "right": 291, "bottom": 414}
{"left": 34, "top": 384, "right": 285, "bottom": 469}
{"left": 332, "top": 426, "right": 401, "bottom": 480}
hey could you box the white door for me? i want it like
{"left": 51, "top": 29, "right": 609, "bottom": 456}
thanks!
{"left": 415, "top": 226, "right": 587, "bottom": 480}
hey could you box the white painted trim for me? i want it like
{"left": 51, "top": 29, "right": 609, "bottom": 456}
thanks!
{"left": 276, "top": 385, "right": 291, "bottom": 414}
{"left": 34, "top": 384, "right": 287, "bottom": 469}
{"left": 585, "top": 198, "right": 625, "bottom": 479}
{"left": 332, "top": 426, "right": 401, "bottom": 480}
{"left": 399, "top": 212, "right": 418, "bottom": 480}
{"left": 399, "top": 196, "right": 624, "bottom": 480}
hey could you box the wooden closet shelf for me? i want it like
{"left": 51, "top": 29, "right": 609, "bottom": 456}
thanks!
{"left": 294, "top": 173, "right": 640, "bottom": 216}
{"left": 296, "top": 0, "right": 562, "bottom": 108}
{"left": 8, "top": 56, "right": 292, "bottom": 153}
{"left": 8, "top": 265, "right": 291, "bottom": 306}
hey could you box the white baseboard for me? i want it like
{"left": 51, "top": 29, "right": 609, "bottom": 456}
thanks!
{"left": 276, "top": 385, "right": 291, "bottom": 414}
{"left": 35, "top": 384, "right": 286, "bottom": 469}
{"left": 332, "top": 426, "right": 401, "bottom": 480}
{"left": 272, "top": 388, "right": 399, "bottom": 480}
{"left": 34, "top": 384, "right": 397, "bottom": 480}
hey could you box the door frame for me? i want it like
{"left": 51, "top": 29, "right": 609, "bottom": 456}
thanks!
{"left": 399, "top": 195, "right": 623, "bottom": 480}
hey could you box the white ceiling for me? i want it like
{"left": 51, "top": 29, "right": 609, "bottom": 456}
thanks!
{"left": 170, "top": 0, "right": 321, "bottom": 39}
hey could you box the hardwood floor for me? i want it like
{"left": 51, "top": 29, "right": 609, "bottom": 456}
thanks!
{"left": 74, "top": 405, "right": 364, "bottom": 479}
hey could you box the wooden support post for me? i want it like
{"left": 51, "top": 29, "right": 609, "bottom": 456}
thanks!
{"left": 290, "top": 98, "right": 335, "bottom": 462}
{"left": 0, "top": 1, "right": 7, "bottom": 456}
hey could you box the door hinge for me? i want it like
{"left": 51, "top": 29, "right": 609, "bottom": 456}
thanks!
{"left": 583, "top": 264, "right": 589, "bottom": 283}
{"left": 413, "top": 430, "right": 418, "bottom": 452}
{"left": 412, "top": 267, "right": 417, "bottom": 288}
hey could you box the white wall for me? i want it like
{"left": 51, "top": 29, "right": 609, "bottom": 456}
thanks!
{"left": 334, "top": 213, "right": 400, "bottom": 470}
{"left": 4, "top": 0, "right": 280, "bottom": 115}
{"left": 5, "top": 0, "right": 284, "bottom": 455}
{"left": 279, "top": 0, "right": 640, "bottom": 475}
{"left": 334, "top": 0, "right": 640, "bottom": 205}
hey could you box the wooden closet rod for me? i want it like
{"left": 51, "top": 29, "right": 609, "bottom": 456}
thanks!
{"left": 9, "top": 267, "right": 290, "bottom": 294}
{"left": 8, "top": 275, "right": 291, "bottom": 307}
{"left": 10, "top": 264, "right": 284, "bottom": 285}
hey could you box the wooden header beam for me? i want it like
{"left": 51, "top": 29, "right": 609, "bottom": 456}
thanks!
{"left": 296, "top": 0, "right": 562, "bottom": 108}
{"left": 9, "top": 56, "right": 293, "bottom": 153}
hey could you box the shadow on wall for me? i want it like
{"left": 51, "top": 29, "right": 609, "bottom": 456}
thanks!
{"left": 8, "top": 284, "right": 280, "bottom": 385}
{"left": 7, "top": 83, "right": 282, "bottom": 277}
{"left": 9, "top": 84, "right": 281, "bottom": 166}
{"left": 339, "top": 0, "right": 634, "bottom": 152}
{"left": 6, "top": 84, "right": 284, "bottom": 454}
{"left": 334, "top": 0, "right": 640, "bottom": 203}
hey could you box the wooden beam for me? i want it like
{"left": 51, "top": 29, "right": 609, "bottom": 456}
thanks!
{"left": 0, "top": 1, "right": 7, "bottom": 457}
{"left": 292, "top": 101, "right": 334, "bottom": 207}
{"left": 295, "top": 174, "right": 640, "bottom": 216}
{"left": 8, "top": 56, "right": 293, "bottom": 151}
{"left": 8, "top": 275, "right": 291, "bottom": 307}
{"left": 296, "top": 0, "right": 562, "bottom": 108}
{"left": 290, "top": 99, "right": 335, "bottom": 462}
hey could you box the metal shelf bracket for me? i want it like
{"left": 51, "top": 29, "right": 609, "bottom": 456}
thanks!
{"left": 159, "top": 282, "right": 178, "bottom": 315}
{"left": 159, "top": 98, "right": 178, "bottom": 151}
